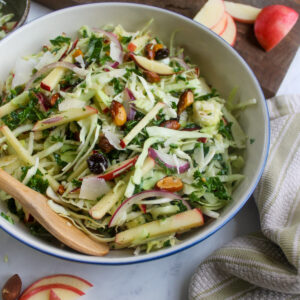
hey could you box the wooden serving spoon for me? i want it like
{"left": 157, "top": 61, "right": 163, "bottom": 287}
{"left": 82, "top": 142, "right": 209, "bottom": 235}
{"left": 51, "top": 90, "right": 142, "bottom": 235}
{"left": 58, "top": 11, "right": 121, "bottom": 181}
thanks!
{"left": 0, "top": 169, "right": 109, "bottom": 256}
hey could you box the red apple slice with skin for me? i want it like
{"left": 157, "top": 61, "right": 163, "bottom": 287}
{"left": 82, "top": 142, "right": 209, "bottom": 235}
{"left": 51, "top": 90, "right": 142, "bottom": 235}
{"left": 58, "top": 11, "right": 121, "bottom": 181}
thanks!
{"left": 220, "top": 13, "right": 237, "bottom": 46}
{"left": 194, "top": 0, "right": 225, "bottom": 29}
{"left": 224, "top": 1, "right": 261, "bottom": 24}
{"left": 254, "top": 5, "right": 299, "bottom": 52}
{"left": 21, "top": 274, "right": 92, "bottom": 297}
{"left": 49, "top": 290, "right": 61, "bottom": 300}
{"left": 130, "top": 54, "right": 175, "bottom": 75}
{"left": 212, "top": 11, "right": 228, "bottom": 35}
{"left": 19, "top": 284, "right": 84, "bottom": 300}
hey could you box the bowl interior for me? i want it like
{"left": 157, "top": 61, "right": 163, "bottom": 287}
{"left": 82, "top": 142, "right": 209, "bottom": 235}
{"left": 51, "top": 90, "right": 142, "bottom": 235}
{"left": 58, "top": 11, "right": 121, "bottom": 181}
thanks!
{"left": 0, "top": 3, "right": 269, "bottom": 264}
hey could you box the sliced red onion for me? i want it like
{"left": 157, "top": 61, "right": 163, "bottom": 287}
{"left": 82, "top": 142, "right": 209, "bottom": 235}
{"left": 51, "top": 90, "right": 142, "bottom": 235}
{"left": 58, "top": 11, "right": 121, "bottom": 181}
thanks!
{"left": 36, "top": 92, "right": 49, "bottom": 112}
{"left": 25, "top": 61, "right": 88, "bottom": 91}
{"left": 110, "top": 61, "right": 119, "bottom": 68}
{"left": 68, "top": 38, "right": 79, "bottom": 54}
{"left": 42, "top": 116, "right": 63, "bottom": 124}
{"left": 148, "top": 148, "right": 190, "bottom": 174}
{"left": 123, "top": 88, "right": 136, "bottom": 120}
{"left": 92, "top": 28, "right": 123, "bottom": 64}
{"left": 109, "top": 190, "right": 182, "bottom": 227}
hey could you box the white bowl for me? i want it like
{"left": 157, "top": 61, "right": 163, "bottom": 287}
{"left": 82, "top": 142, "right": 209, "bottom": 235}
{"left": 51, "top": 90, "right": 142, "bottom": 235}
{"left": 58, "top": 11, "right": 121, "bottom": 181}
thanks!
{"left": 0, "top": 3, "right": 270, "bottom": 264}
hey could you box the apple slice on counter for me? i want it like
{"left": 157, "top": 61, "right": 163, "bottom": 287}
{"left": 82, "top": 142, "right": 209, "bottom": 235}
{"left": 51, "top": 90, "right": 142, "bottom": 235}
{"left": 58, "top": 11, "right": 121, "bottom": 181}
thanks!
{"left": 21, "top": 274, "right": 92, "bottom": 297}
{"left": 32, "top": 106, "right": 97, "bottom": 131}
{"left": 224, "top": 1, "right": 261, "bottom": 24}
{"left": 19, "top": 283, "right": 84, "bottom": 300}
{"left": 115, "top": 208, "right": 204, "bottom": 247}
{"left": 212, "top": 12, "right": 228, "bottom": 35}
{"left": 194, "top": 0, "right": 225, "bottom": 29}
{"left": 130, "top": 54, "right": 175, "bottom": 75}
{"left": 220, "top": 13, "right": 237, "bottom": 46}
{"left": 254, "top": 5, "right": 299, "bottom": 51}
{"left": 50, "top": 290, "right": 61, "bottom": 300}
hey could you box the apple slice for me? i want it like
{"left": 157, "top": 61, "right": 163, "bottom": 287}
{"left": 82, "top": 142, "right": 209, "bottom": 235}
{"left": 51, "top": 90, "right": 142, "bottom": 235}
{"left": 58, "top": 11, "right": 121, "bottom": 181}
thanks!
{"left": 212, "top": 11, "right": 228, "bottom": 35}
{"left": 115, "top": 208, "right": 204, "bottom": 247}
{"left": 19, "top": 284, "right": 84, "bottom": 300}
{"left": 220, "top": 13, "right": 237, "bottom": 46}
{"left": 254, "top": 5, "right": 299, "bottom": 52}
{"left": 32, "top": 106, "right": 97, "bottom": 131}
{"left": 97, "top": 155, "right": 139, "bottom": 180}
{"left": 50, "top": 290, "right": 61, "bottom": 300}
{"left": 21, "top": 275, "right": 92, "bottom": 297}
{"left": 194, "top": 0, "right": 225, "bottom": 29}
{"left": 224, "top": 1, "right": 261, "bottom": 24}
{"left": 131, "top": 54, "right": 174, "bottom": 75}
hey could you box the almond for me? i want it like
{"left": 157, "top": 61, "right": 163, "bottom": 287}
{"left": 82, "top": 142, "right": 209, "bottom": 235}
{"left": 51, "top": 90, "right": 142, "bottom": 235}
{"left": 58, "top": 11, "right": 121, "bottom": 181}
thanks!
{"left": 160, "top": 120, "right": 181, "bottom": 130}
{"left": 156, "top": 176, "right": 183, "bottom": 192}
{"left": 110, "top": 100, "right": 127, "bottom": 126}
{"left": 2, "top": 274, "right": 22, "bottom": 300}
{"left": 177, "top": 90, "right": 194, "bottom": 115}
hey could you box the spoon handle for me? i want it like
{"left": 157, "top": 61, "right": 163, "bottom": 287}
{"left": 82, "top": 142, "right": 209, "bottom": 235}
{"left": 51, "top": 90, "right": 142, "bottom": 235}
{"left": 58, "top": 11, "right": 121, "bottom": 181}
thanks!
{"left": 0, "top": 168, "right": 109, "bottom": 256}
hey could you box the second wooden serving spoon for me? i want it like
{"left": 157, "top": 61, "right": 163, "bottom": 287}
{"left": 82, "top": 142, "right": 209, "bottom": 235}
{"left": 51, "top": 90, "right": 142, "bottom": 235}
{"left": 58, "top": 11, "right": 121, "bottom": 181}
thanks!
{"left": 0, "top": 168, "right": 109, "bottom": 256}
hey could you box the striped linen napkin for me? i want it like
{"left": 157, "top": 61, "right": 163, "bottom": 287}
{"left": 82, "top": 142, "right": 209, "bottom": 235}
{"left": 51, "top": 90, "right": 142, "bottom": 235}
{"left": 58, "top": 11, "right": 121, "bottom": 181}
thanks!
{"left": 189, "top": 95, "right": 300, "bottom": 300}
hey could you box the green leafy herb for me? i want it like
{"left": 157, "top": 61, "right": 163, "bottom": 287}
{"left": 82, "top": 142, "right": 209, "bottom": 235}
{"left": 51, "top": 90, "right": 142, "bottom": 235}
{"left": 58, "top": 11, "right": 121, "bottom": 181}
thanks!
{"left": 21, "top": 168, "right": 48, "bottom": 194}
{"left": 71, "top": 179, "right": 82, "bottom": 188}
{"left": 218, "top": 119, "right": 233, "bottom": 140}
{"left": 110, "top": 78, "right": 125, "bottom": 94}
{"left": 195, "top": 88, "right": 219, "bottom": 101}
{"left": 53, "top": 153, "right": 68, "bottom": 168}
{"left": 50, "top": 36, "right": 71, "bottom": 46}
{"left": 0, "top": 212, "right": 14, "bottom": 224}
{"left": 86, "top": 36, "right": 103, "bottom": 63}
{"left": 250, "top": 138, "right": 255, "bottom": 144}
{"left": 121, "top": 36, "right": 132, "bottom": 44}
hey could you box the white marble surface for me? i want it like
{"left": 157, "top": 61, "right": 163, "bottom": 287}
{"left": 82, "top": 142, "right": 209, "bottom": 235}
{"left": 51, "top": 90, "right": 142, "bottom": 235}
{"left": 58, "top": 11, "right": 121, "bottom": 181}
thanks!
{"left": 0, "top": 2, "right": 299, "bottom": 299}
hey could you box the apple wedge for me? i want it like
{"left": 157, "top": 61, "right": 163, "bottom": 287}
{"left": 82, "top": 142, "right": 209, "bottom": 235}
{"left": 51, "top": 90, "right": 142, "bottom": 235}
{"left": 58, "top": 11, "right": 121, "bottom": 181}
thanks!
{"left": 212, "top": 12, "right": 228, "bottom": 35}
{"left": 0, "top": 91, "right": 29, "bottom": 118}
{"left": 21, "top": 274, "right": 92, "bottom": 297}
{"left": 19, "top": 283, "right": 84, "bottom": 300}
{"left": 50, "top": 290, "right": 61, "bottom": 300}
{"left": 41, "top": 54, "right": 73, "bottom": 92}
{"left": 97, "top": 155, "right": 139, "bottom": 180}
{"left": 115, "top": 208, "right": 204, "bottom": 247}
{"left": 194, "top": 0, "right": 225, "bottom": 29}
{"left": 130, "top": 54, "right": 174, "bottom": 75}
{"left": 32, "top": 106, "right": 97, "bottom": 131}
{"left": 220, "top": 13, "right": 237, "bottom": 46}
{"left": 90, "top": 157, "right": 155, "bottom": 220}
{"left": 254, "top": 5, "right": 299, "bottom": 52}
{"left": 224, "top": 1, "right": 261, "bottom": 24}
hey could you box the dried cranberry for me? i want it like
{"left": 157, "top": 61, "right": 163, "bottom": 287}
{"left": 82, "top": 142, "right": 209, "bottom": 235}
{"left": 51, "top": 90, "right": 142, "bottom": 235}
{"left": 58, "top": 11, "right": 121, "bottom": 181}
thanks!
{"left": 154, "top": 48, "right": 169, "bottom": 60}
{"left": 87, "top": 153, "right": 108, "bottom": 174}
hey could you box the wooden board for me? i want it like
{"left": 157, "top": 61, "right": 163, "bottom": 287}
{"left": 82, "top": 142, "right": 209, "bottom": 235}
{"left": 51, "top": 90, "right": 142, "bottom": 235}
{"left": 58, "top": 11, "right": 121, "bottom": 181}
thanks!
{"left": 35, "top": 0, "right": 300, "bottom": 98}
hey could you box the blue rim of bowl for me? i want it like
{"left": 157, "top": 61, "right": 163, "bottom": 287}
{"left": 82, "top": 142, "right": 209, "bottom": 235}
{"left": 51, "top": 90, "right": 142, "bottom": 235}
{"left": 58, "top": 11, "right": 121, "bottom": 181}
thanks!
{"left": 0, "top": 2, "right": 270, "bottom": 265}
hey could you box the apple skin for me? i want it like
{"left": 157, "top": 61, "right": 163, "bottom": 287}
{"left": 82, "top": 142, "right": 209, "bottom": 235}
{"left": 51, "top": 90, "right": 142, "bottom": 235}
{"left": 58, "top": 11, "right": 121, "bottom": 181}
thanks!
{"left": 254, "top": 5, "right": 299, "bottom": 52}
{"left": 21, "top": 274, "right": 92, "bottom": 297}
{"left": 19, "top": 283, "right": 84, "bottom": 300}
{"left": 212, "top": 11, "right": 228, "bottom": 35}
{"left": 220, "top": 13, "right": 237, "bottom": 46}
{"left": 50, "top": 290, "right": 61, "bottom": 300}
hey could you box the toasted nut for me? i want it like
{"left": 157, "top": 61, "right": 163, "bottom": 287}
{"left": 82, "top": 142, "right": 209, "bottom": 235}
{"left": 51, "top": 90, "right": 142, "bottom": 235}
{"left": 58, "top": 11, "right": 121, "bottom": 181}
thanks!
{"left": 58, "top": 185, "right": 65, "bottom": 195}
{"left": 156, "top": 176, "right": 183, "bottom": 193}
{"left": 72, "top": 49, "right": 83, "bottom": 58}
{"left": 99, "top": 133, "right": 114, "bottom": 153}
{"left": 50, "top": 93, "right": 60, "bottom": 107}
{"left": 143, "top": 70, "right": 161, "bottom": 83}
{"left": 145, "top": 43, "right": 155, "bottom": 60}
{"left": 123, "top": 52, "right": 133, "bottom": 62}
{"left": 2, "top": 274, "right": 22, "bottom": 300}
{"left": 177, "top": 90, "right": 194, "bottom": 115}
{"left": 153, "top": 43, "right": 164, "bottom": 53}
{"left": 160, "top": 119, "right": 181, "bottom": 130}
{"left": 110, "top": 100, "right": 127, "bottom": 126}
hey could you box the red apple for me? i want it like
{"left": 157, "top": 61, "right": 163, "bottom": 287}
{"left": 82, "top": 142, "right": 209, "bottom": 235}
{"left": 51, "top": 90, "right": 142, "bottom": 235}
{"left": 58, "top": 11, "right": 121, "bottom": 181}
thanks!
{"left": 212, "top": 11, "right": 228, "bottom": 35}
{"left": 97, "top": 155, "right": 138, "bottom": 180}
{"left": 224, "top": 1, "right": 261, "bottom": 24}
{"left": 220, "top": 13, "right": 237, "bottom": 46}
{"left": 19, "top": 283, "right": 84, "bottom": 300}
{"left": 254, "top": 5, "right": 299, "bottom": 51}
{"left": 21, "top": 274, "right": 92, "bottom": 297}
{"left": 194, "top": 0, "right": 225, "bottom": 29}
{"left": 49, "top": 290, "right": 61, "bottom": 300}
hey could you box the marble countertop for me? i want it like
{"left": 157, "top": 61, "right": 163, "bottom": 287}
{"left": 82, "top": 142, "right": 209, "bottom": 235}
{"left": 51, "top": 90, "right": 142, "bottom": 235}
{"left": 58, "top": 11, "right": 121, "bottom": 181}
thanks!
{"left": 0, "top": 2, "right": 299, "bottom": 299}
